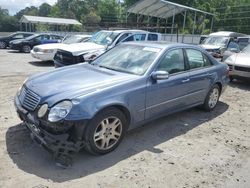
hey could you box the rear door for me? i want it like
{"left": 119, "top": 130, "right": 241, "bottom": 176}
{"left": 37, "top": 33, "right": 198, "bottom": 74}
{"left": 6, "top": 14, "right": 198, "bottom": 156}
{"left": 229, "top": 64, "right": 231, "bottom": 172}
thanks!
{"left": 184, "top": 49, "right": 214, "bottom": 104}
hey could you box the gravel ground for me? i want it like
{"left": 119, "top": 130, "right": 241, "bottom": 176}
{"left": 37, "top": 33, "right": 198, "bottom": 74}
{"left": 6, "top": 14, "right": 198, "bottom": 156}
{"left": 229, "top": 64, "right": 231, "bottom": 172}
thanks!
{"left": 0, "top": 49, "right": 250, "bottom": 188}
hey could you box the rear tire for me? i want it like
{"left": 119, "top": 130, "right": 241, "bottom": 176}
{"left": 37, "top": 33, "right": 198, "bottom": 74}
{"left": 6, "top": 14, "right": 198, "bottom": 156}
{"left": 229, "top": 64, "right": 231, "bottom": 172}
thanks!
{"left": 83, "top": 107, "right": 128, "bottom": 155}
{"left": 22, "top": 45, "right": 31, "bottom": 53}
{"left": 0, "top": 41, "right": 7, "bottom": 49}
{"left": 202, "top": 84, "right": 220, "bottom": 112}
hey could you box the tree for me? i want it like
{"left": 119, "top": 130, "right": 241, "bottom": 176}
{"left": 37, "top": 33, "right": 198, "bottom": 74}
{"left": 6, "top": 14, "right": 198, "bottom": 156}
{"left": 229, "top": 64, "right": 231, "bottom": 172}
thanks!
{"left": 38, "top": 3, "right": 51, "bottom": 16}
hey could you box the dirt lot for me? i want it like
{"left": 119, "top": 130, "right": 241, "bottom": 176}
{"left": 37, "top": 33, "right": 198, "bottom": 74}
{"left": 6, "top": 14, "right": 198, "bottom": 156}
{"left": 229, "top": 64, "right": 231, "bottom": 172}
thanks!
{"left": 0, "top": 49, "right": 250, "bottom": 188}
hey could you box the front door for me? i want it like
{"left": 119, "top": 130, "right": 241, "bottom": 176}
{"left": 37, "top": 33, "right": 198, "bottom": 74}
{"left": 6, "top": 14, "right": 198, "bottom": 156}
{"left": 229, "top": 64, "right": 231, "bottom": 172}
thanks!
{"left": 145, "top": 48, "right": 190, "bottom": 119}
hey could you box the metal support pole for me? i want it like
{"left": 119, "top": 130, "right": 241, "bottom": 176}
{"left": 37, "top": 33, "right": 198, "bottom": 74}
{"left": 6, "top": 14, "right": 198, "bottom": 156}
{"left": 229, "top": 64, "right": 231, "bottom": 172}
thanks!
{"left": 171, "top": 8, "right": 176, "bottom": 34}
{"left": 165, "top": 18, "right": 168, "bottom": 34}
{"left": 202, "top": 14, "right": 206, "bottom": 34}
{"left": 29, "top": 23, "right": 31, "bottom": 32}
{"left": 25, "top": 23, "right": 27, "bottom": 32}
{"left": 210, "top": 16, "right": 214, "bottom": 33}
{"left": 20, "top": 23, "right": 22, "bottom": 31}
{"left": 137, "top": 14, "right": 139, "bottom": 28}
{"left": 183, "top": 11, "right": 187, "bottom": 32}
{"left": 126, "top": 12, "right": 128, "bottom": 27}
{"left": 192, "top": 11, "right": 197, "bottom": 35}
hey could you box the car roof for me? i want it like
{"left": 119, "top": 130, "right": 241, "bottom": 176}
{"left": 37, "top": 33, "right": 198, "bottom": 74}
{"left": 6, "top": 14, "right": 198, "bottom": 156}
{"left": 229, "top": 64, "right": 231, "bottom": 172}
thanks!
{"left": 209, "top": 31, "right": 246, "bottom": 37}
{"left": 121, "top": 41, "right": 202, "bottom": 50}
{"left": 100, "top": 29, "right": 151, "bottom": 34}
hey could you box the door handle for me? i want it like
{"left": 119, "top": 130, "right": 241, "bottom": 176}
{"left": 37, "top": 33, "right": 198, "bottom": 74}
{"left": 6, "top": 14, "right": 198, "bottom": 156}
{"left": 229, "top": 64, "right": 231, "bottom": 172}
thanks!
{"left": 182, "top": 78, "right": 190, "bottom": 83}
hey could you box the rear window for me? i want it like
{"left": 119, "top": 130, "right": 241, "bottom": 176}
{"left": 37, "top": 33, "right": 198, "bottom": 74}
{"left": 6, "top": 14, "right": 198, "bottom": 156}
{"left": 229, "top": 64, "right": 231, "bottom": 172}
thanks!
{"left": 147, "top": 34, "right": 158, "bottom": 41}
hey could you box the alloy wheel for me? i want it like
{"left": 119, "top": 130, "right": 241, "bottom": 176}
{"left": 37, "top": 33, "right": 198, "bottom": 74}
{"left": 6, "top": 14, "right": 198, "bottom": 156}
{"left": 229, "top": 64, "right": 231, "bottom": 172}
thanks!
{"left": 0, "top": 41, "right": 6, "bottom": 49}
{"left": 208, "top": 88, "right": 219, "bottom": 109}
{"left": 93, "top": 116, "right": 122, "bottom": 150}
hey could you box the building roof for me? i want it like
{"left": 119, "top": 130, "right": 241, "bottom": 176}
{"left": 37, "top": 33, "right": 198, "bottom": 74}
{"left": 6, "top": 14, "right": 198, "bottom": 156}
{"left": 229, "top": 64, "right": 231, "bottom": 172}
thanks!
{"left": 127, "top": 0, "right": 215, "bottom": 19}
{"left": 20, "top": 15, "right": 82, "bottom": 25}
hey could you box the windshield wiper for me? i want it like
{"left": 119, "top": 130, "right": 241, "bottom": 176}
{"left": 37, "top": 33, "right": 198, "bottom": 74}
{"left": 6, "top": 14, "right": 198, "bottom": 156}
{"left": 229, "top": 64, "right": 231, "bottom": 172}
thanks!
{"left": 98, "top": 65, "right": 135, "bottom": 75}
{"left": 98, "top": 65, "right": 117, "bottom": 71}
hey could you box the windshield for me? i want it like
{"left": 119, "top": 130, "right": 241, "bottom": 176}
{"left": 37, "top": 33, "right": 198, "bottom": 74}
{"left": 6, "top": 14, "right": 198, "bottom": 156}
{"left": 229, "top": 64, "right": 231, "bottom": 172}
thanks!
{"left": 242, "top": 44, "right": 250, "bottom": 54}
{"left": 203, "top": 36, "right": 229, "bottom": 47}
{"left": 63, "top": 35, "right": 88, "bottom": 44}
{"left": 89, "top": 31, "right": 120, "bottom": 46}
{"left": 92, "top": 44, "right": 161, "bottom": 75}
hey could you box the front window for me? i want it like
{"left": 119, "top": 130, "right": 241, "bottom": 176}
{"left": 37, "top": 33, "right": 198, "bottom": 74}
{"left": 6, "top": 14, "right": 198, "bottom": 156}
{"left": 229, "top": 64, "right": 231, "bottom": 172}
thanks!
{"left": 203, "top": 37, "right": 229, "bottom": 47}
{"left": 92, "top": 44, "right": 162, "bottom": 75}
{"left": 157, "top": 49, "right": 185, "bottom": 74}
{"left": 89, "top": 31, "right": 120, "bottom": 46}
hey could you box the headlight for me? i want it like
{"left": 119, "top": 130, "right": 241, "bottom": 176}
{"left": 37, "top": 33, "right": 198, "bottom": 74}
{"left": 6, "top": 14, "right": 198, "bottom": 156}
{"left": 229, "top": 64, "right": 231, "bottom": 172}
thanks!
{"left": 225, "top": 55, "right": 235, "bottom": 64}
{"left": 42, "top": 49, "right": 54, "bottom": 53}
{"left": 48, "top": 100, "right": 72, "bottom": 122}
{"left": 38, "top": 104, "right": 48, "bottom": 118}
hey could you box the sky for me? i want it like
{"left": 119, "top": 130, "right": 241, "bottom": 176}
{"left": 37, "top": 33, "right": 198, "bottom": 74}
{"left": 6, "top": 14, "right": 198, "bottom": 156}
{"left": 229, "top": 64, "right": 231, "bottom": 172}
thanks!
{"left": 0, "top": 0, "right": 57, "bottom": 15}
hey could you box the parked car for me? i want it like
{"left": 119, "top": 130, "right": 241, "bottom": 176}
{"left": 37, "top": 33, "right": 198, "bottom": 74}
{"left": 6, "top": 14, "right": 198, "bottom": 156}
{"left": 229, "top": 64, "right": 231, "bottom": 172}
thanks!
{"left": 224, "top": 44, "right": 250, "bottom": 81}
{"left": 222, "top": 42, "right": 241, "bottom": 62}
{"left": 201, "top": 31, "right": 246, "bottom": 58}
{"left": 14, "top": 42, "right": 229, "bottom": 163}
{"left": 237, "top": 36, "right": 250, "bottom": 50}
{"left": 31, "top": 34, "right": 91, "bottom": 61}
{"left": 9, "top": 33, "right": 64, "bottom": 53}
{"left": 54, "top": 30, "right": 162, "bottom": 67}
{"left": 0, "top": 32, "right": 33, "bottom": 49}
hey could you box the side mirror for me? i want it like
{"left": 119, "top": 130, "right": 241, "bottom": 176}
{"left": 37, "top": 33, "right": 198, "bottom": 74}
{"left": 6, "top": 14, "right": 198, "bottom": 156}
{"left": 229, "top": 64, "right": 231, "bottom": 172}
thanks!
{"left": 151, "top": 71, "right": 169, "bottom": 80}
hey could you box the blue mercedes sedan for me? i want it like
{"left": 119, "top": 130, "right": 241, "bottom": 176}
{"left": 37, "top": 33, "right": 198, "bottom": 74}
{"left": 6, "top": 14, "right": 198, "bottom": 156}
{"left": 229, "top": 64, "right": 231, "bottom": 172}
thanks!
{"left": 14, "top": 42, "right": 229, "bottom": 159}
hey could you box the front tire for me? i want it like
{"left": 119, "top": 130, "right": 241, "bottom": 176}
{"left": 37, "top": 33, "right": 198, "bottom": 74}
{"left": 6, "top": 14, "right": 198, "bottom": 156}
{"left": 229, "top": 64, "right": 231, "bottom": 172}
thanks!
{"left": 22, "top": 45, "right": 31, "bottom": 53}
{"left": 83, "top": 107, "right": 128, "bottom": 155}
{"left": 202, "top": 84, "right": 220, "bottom": 111}
{"left": 229, "top": 76, "right": 234, "bottom": 82}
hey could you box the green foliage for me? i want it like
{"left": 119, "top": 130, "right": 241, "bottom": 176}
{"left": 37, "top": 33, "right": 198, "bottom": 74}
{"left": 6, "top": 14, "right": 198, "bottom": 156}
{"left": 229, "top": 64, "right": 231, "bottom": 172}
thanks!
{"left": 1, "top": 0, "right": 250, "bottom": 34}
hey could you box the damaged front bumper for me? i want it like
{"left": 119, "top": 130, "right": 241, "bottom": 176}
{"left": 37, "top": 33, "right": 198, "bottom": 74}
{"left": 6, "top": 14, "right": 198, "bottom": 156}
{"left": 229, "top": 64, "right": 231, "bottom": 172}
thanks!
{"left": 14, "top": 95, "right": 86, "bottom": 158}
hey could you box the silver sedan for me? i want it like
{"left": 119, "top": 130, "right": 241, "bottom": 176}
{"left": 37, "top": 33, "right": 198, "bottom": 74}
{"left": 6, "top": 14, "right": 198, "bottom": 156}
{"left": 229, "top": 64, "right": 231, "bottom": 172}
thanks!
{"left": 224, "top": 44, "right": 250, "bottom": 81}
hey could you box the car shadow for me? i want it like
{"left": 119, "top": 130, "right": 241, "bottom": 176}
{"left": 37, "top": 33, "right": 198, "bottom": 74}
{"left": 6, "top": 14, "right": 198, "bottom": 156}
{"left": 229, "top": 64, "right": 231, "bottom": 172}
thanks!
{"left": 229, "top": 80, "right": 250, "bottom": 91}
{"left": 28, "top": 61, "right": 54, "bottom": 67}
{"left": 6, "top": 102, "right": 229, "bottom": 182}
{"left": 7, "top": 50, "right": 21, "bottom": 53}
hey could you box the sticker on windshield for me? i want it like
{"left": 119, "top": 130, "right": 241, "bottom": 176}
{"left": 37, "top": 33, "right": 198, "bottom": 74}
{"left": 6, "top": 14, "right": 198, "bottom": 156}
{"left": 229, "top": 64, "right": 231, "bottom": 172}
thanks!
{"left": 143, "top": 47, "right": 161, "bottom": 53}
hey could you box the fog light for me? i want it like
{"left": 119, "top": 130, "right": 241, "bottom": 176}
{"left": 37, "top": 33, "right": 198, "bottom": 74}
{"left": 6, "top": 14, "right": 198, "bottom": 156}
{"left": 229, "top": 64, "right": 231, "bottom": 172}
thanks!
{"left": 38, "top": 104, "right": 48, "bottom": 118}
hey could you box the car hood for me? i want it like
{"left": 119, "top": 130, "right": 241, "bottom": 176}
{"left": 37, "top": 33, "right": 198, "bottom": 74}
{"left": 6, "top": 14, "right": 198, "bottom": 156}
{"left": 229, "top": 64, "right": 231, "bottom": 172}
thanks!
{"left": 200, "top": 44, "right": 222, "bottom": 50}
{"left": 58, "top": 42, "right": 105, "bottom": 56}
{"left": 34, "top": 43, "right": 68, "bottom": 50}
{"left": 233, "top": 53, "right": 250, "bottom": 66}
{"left": 25, "top": 64, "right": 137, "bottom": 105}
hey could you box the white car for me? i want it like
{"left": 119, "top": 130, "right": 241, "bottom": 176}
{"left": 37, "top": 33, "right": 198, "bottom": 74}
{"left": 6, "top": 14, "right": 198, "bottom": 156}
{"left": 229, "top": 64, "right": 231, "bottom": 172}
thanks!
{"left": 31, "top": 34, "right": 91, "bottom": 61}
{"left": 224, "top": 44, "right": 250, "bottom": 81}
{"left": 54, "top": 30, "right": 162, "bottom": 67}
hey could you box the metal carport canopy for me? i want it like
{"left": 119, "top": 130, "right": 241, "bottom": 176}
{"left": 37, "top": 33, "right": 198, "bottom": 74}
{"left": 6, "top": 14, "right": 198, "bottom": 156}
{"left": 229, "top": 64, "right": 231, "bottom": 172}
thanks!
{"left": 127, "top": 0, "right": 215, "bottom": 19}
{"left": 20, "top": 15, "right": 82, "bottom": 25}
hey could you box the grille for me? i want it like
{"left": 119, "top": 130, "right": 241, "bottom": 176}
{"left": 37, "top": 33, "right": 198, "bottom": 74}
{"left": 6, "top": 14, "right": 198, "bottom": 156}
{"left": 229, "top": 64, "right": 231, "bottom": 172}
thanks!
{"left": 54, "top": 50, "right": 84, "bottom": 66}
{"left": 19, "top": 87, "right": 40, "bottom": 111}
{"left": 235, "top": 66, "right": 250, "bottom": 72}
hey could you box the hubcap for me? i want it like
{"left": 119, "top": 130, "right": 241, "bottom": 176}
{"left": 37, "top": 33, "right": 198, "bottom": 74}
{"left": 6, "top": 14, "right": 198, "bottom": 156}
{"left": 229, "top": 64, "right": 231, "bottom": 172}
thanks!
{"left": 93, "top": 116, "right": 122, "bottom": 150}
{"left": 208, "top": 88, "right": 219, "bottom": 109}
{"left": 23, "top": 46, "right": 31, "bottom": 53}
{"left": 0, "top": 42, "right": 6, "bottom": 49}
